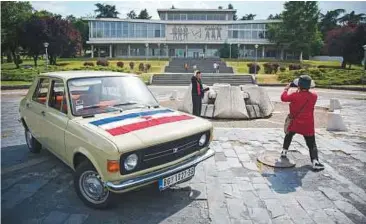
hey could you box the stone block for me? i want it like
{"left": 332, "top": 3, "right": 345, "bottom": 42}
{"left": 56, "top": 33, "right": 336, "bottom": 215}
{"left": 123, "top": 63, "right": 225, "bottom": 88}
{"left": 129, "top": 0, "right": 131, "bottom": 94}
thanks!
{"left": 329, "top": 98, "right": 342, "bottom": 111}
{"left": 178, "top": 84, "right": 193, "bottom": 114}
{"left": 214, "top": 86, "right": 249, "bottom": 119}
{"left": 326, "top": 111, "right": 347, "bottom": 132}
{"left": 241, "top": 85, "right": 274, "bottom": 117}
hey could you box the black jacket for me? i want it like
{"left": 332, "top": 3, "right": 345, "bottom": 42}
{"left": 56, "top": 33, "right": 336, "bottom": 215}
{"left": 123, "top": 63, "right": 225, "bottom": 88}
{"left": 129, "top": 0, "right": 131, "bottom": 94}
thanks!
{"left": 191, "top": 76, "right": 204, "bottom": 96}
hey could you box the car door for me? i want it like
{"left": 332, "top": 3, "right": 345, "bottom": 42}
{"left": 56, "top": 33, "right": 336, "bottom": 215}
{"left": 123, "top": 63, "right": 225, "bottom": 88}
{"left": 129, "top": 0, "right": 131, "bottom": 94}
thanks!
{"left": 43, "top": 78, "right": 69, "bottom": 160}
{"left": 23, "top": 77, "right": 50, "bottom": 145}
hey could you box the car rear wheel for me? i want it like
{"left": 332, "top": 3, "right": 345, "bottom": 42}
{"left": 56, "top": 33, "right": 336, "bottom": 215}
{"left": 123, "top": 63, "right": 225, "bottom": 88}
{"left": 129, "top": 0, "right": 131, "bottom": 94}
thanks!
{"left": 74, "top": 161, "right": 114, "bottom": 209}
{"left": 25, "top": 129, "right": 41, "bottom": 153}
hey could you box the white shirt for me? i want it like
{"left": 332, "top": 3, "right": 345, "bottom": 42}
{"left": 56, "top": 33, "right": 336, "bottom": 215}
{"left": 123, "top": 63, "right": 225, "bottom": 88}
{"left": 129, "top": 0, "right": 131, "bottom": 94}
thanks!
{"left": 213, "top": 63, "right": 217, "bottom": 69}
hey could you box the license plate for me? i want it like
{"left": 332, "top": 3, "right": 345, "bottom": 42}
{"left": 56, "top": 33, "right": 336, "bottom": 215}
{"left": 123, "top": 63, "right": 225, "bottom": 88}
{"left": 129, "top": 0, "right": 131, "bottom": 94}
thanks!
{"left": 158, "top": 167, "right": 195, "bottom": 190}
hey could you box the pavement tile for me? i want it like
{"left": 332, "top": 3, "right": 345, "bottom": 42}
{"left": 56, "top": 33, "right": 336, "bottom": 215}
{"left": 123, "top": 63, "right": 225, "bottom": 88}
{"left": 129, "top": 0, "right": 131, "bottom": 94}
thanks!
{"left": 221, "top": 184, "right": 233, "bottom": 198}
{"left": 256, "top": 189, "right": 277, "bottom": 200}
{"left": 324, "top": 208, "right": 355, "bottom": 224}
{"left": 309, "top": 191, "right": 335, "bottom": 209}
{"left": 295, "top": 196, "right": 321, "bottom": 211}
{"left": 238, "top": 154, "right": 251, "bottom": 162}
{"left": 216, "top": 161, "right": 231, "bottom": 171}
{"left": 306, "top": 210, "right": 335, "bottom": 224}
{"left": 230, "top": 219, "right": 253, "bottom": 224}
{"left": 227, "top": 158, "right": 243, "bottom": 168}
{"left": 285, "top": 204, "right": 315, "bottom": 224}
{"left": 253, "top": 184, "right": 270, "bottom": 190}
{"left": 318, "top": 187, "right": 349, "bottom": 202}
{"left": 251, "top": 177, "right": 268, "bottom": 184}
{"left": 233, "top": 146, "right": 248, "bottom": 155}
{"left": 43, "top": 211, "right": 69, "bottom": 224}
{"left": 242, "top": 162, "right": 259, "bottom": 171}
{"left": 241, "top": 191, "right": 265, "bottom": 208}
{"left": 214, "top": 152, "right": 227, "bottom": 162}
{"left": 222, "top": 142, "right": 233, "bottom": 149}
{"left": 272, "top": 215, "right": 294, "bottom": 224}
{"left": 206, "top": 180, "right": 231, "bottom": 224}
{"left": 226, "top": 198, "right": 250, "bottom": 220}
{"left": 333, "top": 200, "right": 366, "bottom": 223}
{"left": 224, "top": 149, "right": 238, "bottom": 158}
{"left": 190, "top": 183, "right": 207, "bottom": 200}
{"left": 63, "top": 214, "right": 89, "bottom": 224}
{"left": 247, "top": 207, "right": 272, "bottom": 224}
{"left": 263, "top": 199, "right": 286, "bottom": 218}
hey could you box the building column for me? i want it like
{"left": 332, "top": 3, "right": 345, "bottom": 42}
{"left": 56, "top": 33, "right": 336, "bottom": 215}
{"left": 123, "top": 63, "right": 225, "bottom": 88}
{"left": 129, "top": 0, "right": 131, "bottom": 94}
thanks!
{"left": 166, "top": 44, "right": 169, "bottom": 57}
{"left": 127, "top": 44, "right": 130, "bottom": 58}
{"left": 185, "top": 44, "right": 188, "bottom": 58}
{"left": 243, "top": 45, "right": 246, "bottom": 58}
{"left": 280, "top": 48, "right": 284, "bottom": 60}
{"left": 205, "top": 44, "right": 208, "bottom": 58}
{"left": 262, "top": 45, "right": 265, "bottom": 58}
{"left": 91, "top": 45, "right": 94, "bottom": 58}
{"left": 109, "top": 44, "right": 112, "bottom": 58}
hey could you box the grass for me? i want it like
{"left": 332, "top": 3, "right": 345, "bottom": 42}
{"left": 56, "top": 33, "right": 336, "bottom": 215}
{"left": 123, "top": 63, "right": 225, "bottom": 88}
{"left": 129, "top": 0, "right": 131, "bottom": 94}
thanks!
{"left": 256, "top": 74, "right": 280, "bottom": 84}
{"left": 1, "top": 58, "right": 168, "bottom": 86}
{"left": 1, "top": 81, "right": 32, "bottom": 86}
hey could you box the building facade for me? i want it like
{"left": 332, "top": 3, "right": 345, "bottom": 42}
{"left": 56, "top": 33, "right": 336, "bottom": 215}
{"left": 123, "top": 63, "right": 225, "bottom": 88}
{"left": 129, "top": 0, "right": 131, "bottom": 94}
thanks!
{"left": 86, "top": 8, "right": 289, "bottom": 59}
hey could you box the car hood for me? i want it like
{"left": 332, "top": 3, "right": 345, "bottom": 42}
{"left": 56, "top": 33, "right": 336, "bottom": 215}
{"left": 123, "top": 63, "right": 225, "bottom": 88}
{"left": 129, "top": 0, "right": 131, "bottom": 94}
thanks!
{"left": 75, "top": 108, "right": 212, "bottom": 153}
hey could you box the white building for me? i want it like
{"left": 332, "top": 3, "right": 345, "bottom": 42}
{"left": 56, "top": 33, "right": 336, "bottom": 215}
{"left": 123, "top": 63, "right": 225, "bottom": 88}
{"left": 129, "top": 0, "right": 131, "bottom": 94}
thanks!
{"left": 86, "top": 8, "right": 288, "bottom": 59}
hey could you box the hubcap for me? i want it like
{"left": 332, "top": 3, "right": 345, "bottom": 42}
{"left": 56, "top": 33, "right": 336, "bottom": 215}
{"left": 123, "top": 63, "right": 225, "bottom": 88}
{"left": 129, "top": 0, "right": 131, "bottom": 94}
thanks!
{"left": 79, "top": 171, "right": 109, "bottom": 204}
{"left": 26, "top": 130, "right": 32, "bottom": 149}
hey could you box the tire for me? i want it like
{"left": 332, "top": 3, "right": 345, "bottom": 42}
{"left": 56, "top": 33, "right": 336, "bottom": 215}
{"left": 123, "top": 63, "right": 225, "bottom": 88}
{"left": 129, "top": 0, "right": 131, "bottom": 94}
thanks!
{"left": 25, "top": 128, "right": 41, "bottom": 153}
{"left": 74, "top": 160, "right": 114, "bottom": 209}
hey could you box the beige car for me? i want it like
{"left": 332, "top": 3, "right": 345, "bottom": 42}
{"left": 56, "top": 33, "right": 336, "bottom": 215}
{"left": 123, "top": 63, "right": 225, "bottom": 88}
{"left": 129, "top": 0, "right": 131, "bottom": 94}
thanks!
{"left": 19, "top": 71, "right": 214, "bottom": 209}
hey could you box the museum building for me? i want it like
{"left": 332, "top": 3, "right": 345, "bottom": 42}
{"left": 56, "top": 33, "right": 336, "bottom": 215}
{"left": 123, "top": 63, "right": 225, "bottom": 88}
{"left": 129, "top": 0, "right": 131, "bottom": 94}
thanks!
{"left": 86, "top": 8, "right": 291, "bottom": 59}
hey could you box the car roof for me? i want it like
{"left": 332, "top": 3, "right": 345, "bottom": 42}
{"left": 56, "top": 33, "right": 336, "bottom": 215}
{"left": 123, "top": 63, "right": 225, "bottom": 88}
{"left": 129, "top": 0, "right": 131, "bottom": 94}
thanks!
{"left": 39, "top": 71, "right": 137, "bottom": 80}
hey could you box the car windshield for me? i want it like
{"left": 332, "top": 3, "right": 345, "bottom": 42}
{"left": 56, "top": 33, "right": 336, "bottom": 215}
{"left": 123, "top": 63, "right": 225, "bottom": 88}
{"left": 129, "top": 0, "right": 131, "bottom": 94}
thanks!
{"left": 68, "top": 76, "right": 159, "bottom": 116}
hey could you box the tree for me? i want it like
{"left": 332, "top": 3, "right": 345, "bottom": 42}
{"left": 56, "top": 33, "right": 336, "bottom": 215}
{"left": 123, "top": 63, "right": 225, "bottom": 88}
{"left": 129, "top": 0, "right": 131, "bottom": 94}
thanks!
{"left": 137, "top": 9, "right": 151, "bottom": 20}
{"left": 218, "top": 6, "right": 223, "bottom": 9}
{"left": 267, "top": 1, "right": 320, "bottom": 61}
{"left": 219, "top": 42, "right": 238, "bottom": 58}
{"left": 228, "top": 4, "right": 237, "bottom": 20}
{"left": 240, "top": 14, "right": 256, "bottom": 20}
{"left": 67, "top": 16, "right": 89, "bottom": 55}
{"left": 324, "top": 24, "right": 366, "bottom": 68}
{"left": 94, "top": 3, "right": 119, "bottom": 18}
{"left": 1, "top": 1, "right": 33, "bottom": 67}
{"left": 171, "top": 5, "right": 175, "bottom": 9}
{"left": 339, "top": 11, "right": 366, "bottom": 26}
{"left": 267, "top": 14, "right": 282, "bottom": 20}
{"left": 127, "top": 10, "right": 137, "bottom": 19}
{"left": 319, "top": 9, "right": 345, "bottom": 36}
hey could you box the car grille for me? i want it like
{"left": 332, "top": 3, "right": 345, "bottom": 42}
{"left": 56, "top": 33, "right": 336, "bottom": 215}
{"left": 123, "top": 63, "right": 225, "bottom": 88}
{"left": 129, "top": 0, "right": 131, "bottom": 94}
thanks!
{"left": 120, "top": 131, "right": 210, "bottom": 174}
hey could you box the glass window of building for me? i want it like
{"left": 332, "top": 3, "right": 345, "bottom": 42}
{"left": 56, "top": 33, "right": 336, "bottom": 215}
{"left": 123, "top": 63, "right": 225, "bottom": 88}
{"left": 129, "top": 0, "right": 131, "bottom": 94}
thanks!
{"left": 180, "top": 14, "right": 187, "bottom": 20}
{"left": 252, "top": 24, "right": 259, "bottom": 29}
{"left": 207, "top": 14, "right": 214, "bottom": 20}
{"left": 122, "top": 22, "right": 128, "bottom": 37}
{"left": 173, "top": 13, "right": 180, "bottom": 20}
{"left": 244, "top": 31, "right": 251, "bottom": 39}
{"left": 111, "top": 22, "right": 117, "bottom": 38}
{"left": 168, "top": 14, "right": 174, "bottom": 20}
{"left": 96, "top": 21, "right": 103, "bottom": 38}
{"left": 187, "top": 14, "right": 194, "bottom": 20}
{"left": 252, "top": 30, "right": 258, "bottom": 39}
{"left": 233, "top": 30, "right": 238, "bottom": 38}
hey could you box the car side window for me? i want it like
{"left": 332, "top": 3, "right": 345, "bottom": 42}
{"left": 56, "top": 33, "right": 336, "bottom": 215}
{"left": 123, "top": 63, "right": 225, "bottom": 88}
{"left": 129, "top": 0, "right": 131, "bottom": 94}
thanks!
{"left": 48, "top": 79, "right": 67, "bottom": 114}
{"left": 32, "top": 78, "right": 50, "bottom": 105}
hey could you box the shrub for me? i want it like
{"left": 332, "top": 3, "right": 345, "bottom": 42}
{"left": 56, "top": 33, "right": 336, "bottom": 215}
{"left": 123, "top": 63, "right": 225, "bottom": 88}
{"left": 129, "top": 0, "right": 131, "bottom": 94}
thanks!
{"left": 135, "top": 71, "right": 143, "bottom": 75}
{"left": 279, "top": 66, "right": 286, "bottom": 72}
{"left": 129, "top": 62, "right": 135, "bottom": 70}
{"left": 83, "top": 62, "right": 94, "bottom": 66}
{"left": 138, "top": 63, "right": 144, "bottom": 72}
{"left": 317, "top": 65, "right": 343, "bottom": 69}
{"left": 289, "top": 64, "right": 302, "bottom": 70}
{"left": 263, "top": 63, "right": 279, "bottom": 74}
{"left": 277, "top": 68, "right": 364, "bottom": 86}
{"left": 247, "top": 63, "right": 261, "bottom": 74}
{"left": 116, "top": 61, "right": 124, "bottom": 68}
{"left": 145, "top": 63, "right": 151, "bottom": 72}
{"left": 56, "top": 62, "right": 69, "bottom": 67}
{"left": 96, "top": 59, "right": 109, "bottom": 66}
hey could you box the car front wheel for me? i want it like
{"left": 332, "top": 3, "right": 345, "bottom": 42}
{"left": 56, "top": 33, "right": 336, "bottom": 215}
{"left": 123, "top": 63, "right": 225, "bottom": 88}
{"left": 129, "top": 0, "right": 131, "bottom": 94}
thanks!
{"left": 25, "top": 129, "right": 41, "bottom": 153}
{"left": 74, "top": 161, "right": 114, "bottom": 209}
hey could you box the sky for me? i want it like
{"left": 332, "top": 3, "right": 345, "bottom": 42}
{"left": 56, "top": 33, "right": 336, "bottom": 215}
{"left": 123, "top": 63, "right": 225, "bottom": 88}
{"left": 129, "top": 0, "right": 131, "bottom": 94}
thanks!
{"left": 30, "top": 0, "right": 366, "bottom": 20}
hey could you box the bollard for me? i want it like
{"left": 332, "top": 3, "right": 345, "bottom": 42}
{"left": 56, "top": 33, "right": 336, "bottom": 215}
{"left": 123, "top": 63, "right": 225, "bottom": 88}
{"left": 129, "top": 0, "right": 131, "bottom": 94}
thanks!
{"left": 326, "top": 111, "right": 347, "bottom": 131}
{"left": 329, "top": 98, "right": 342, "bottom": 112}
{"left": 170, "top": 90, "right": 178, "bottom": 100}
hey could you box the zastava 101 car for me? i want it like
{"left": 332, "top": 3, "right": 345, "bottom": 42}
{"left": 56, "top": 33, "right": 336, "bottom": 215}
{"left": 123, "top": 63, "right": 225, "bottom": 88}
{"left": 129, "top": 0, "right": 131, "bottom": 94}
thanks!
{"left": 19, "top": 71, "right": 214, "bottom": 209}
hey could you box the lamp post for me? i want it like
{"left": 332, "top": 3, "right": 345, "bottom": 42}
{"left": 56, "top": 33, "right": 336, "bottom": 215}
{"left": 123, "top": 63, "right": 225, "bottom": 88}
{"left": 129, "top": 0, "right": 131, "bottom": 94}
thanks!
{"left": 157, "top": 43, "right": 161, "bottom": 65}
{"left": 363, "top": 45, "right": 366, "bottom": 89}
{"left": 43, "top": 42, "right": 49, "bottom": 70}
{"left": 145, "top": 43, "right": 149, "bottom": 63}
{"left": 254, "top": 44, "right": 259, "bottom": 75}
{"left": 229, "top": 43, "right": 232, "bottom": 59}
{"left": 237, "top": 43, "right": 240, "bottom": 67}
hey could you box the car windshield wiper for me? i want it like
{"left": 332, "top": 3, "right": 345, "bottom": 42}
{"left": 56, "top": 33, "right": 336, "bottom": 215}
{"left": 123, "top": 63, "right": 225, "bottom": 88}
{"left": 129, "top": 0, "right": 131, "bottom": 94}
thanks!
{"left": 113, "top": 101, "right": 159, "bottom": 109}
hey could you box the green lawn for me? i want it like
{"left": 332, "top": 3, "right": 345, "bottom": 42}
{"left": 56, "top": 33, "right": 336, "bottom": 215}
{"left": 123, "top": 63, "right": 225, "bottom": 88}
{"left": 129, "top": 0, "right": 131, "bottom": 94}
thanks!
{"left": 1, "top": 58, "right": 168, "bottom": 86}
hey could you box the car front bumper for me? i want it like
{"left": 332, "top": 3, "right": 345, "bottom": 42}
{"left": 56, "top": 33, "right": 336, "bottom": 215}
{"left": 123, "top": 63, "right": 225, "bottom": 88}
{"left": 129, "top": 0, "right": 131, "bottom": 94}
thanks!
{"left": 105, "top": 148, "right": 215, "bottom": 193}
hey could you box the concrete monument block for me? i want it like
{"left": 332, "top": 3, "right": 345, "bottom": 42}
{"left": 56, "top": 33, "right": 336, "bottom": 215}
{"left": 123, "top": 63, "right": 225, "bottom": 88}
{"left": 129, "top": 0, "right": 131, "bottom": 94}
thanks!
{"left": 241, "top": 85, "right": 274, "bottom": 117}
{"left": 213, "top": 86, "right": 248, "bottom": 119}
{"left": 170, "top": 90, "right": 178, "bottom": 100}
{"left": 327, "top": 111, "right": 347, "bottom": 131}
{"left": 201, "top": 104, "right": 215, "bottom": 118}
{"left": 208, "top": 89, "right": 217, "bottom": 99}
{"left": 178, "top": 84, "right": 193, "bottom": 114}
{"left": 241, "top": 91, "right": 249, "bottom": 99}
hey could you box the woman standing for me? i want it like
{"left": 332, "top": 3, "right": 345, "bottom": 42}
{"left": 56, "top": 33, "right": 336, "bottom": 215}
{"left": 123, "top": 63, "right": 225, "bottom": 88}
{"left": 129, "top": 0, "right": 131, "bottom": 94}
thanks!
{"left": 191, "top": 70, "right": 208, "bottom": 116}
{"left": 281, "top": 75, "right": 324, "bottom": 170}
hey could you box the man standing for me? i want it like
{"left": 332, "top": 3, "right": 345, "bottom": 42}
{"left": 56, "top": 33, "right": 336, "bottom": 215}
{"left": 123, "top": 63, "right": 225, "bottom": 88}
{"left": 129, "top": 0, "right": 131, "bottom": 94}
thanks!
{"left": 191, "top": 70, "right": 209, "bottom": 116}
{"left": 213, "top": 62, "right": 217, "bottom": 73}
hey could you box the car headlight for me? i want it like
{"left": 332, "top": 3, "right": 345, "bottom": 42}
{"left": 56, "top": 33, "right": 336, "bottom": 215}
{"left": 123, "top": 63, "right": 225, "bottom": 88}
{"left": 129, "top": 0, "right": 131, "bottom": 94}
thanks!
{"left": 199, "top": 134, "right": 207, "bottom": 146}
{"left": 124, "top": 153, "right": 138, "bottom": 171}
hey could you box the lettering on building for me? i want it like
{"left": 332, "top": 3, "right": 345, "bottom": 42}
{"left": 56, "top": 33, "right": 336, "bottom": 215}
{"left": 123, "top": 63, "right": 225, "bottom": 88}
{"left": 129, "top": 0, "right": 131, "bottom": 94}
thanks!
{"left": 170, "top": 25, "right": 223, "bottom": 41}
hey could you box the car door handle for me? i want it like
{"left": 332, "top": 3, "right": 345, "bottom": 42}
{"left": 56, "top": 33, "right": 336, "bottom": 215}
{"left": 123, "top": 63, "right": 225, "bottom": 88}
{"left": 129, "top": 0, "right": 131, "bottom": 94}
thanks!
{"left": 41, "top": 111, "right": 46, "bottom": 116}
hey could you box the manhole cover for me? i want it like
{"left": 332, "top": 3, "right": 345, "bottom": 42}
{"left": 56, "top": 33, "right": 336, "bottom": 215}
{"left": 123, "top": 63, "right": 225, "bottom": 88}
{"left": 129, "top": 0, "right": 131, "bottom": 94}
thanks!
{"left": 257, "top": 151, "right": 296, "bottom": 168}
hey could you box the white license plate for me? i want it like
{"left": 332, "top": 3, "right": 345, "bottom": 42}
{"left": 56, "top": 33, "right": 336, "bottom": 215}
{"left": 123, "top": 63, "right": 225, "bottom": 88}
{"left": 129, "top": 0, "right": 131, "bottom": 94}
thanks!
{"left": 158, "top": 167, "right": 195, "bottom": 190}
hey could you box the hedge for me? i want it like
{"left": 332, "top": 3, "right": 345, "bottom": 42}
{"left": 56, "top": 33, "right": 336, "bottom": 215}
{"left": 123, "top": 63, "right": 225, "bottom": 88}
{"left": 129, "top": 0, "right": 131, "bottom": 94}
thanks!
{"left": 278, "top": 68, "right": 365, "bottom": 86}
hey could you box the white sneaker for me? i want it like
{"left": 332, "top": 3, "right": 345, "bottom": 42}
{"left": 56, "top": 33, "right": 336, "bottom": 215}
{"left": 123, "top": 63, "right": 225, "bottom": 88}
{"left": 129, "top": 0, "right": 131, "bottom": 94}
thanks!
{"left": 281, "top": 149, "right": 288, "bottom": 158}
{"left": 312, "top": 160, "right": 325, "bottom": 170}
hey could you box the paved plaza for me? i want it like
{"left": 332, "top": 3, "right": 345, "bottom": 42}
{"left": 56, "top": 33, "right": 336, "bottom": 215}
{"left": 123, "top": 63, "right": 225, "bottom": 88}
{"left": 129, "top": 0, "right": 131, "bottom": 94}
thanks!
{"left": 1, "top": 87, "right": 366, "bottom": 223}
